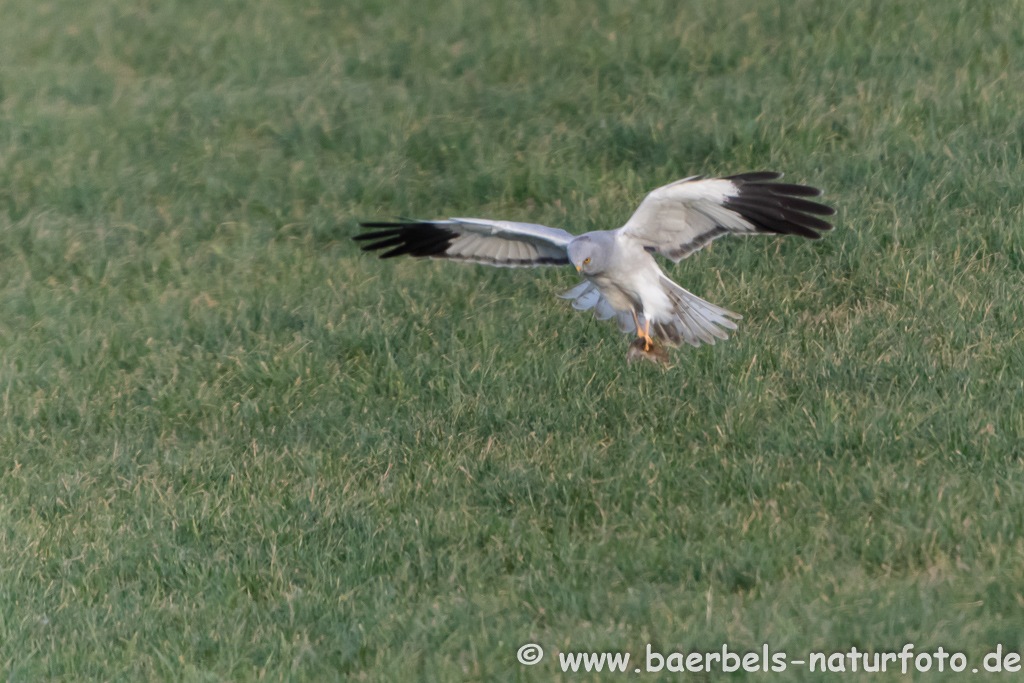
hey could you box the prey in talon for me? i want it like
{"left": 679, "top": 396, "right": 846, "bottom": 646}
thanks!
{"left": 626, "top": 337, "right": 670, "bottom": 366}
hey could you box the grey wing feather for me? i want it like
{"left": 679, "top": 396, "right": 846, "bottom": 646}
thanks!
{"left": 355, "top": 217, "right": 573, "bottom": 268}
{"left": 558, "top": 281, "right": 637, "bottom": 333}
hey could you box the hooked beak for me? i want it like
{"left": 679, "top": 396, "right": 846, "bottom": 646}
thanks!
{"left": 575, "top": 264, "right": 581, "bottom": 273}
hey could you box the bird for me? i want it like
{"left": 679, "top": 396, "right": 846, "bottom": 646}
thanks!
{"left": 354, "top": 172, "right": 835, "bottom": 363}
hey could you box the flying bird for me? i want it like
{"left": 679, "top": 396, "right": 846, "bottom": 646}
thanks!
{"left": 354, "top": 172, "right": 835, "bottom": 363}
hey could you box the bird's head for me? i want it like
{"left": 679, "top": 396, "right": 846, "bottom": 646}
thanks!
{"left": 568, "top": 234, "right": 608, "bottom": 276}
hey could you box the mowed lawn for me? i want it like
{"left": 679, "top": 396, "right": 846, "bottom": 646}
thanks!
{"left": 2, "top": 0, "right": 1024, "bottom": 679}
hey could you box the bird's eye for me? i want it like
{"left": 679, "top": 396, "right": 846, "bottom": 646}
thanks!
{"left": 584, "top": 258, "right": 591, "bottom": 264}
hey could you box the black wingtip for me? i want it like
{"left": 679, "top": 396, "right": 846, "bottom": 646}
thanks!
{"left": 723, "top": 173, "right": 835, "bottom": 238}
{"left": 353, "top": 221, "right": 456, "bottom": 259}
{"left": 748, "top": 182, "right": 825, "bottom": 199}
{"left": 725, "top": 171, "right": 783, "bottom": 183}
{"left": 359, "top": 221, "right": 409, "bottom": 229}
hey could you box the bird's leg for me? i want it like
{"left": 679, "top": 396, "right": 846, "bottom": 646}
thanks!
{"left": 632, "top": 310, "right": 654, "bottom": 351}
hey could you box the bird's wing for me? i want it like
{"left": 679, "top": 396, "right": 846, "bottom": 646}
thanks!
{"left": 615, "top": 172, "right": 835, "bottom": 262}
{"left": 558, "top": 280, "right": 637, "bottom": 333}
{"left": 354, "top": 218, "right": 572, "bottom": 268}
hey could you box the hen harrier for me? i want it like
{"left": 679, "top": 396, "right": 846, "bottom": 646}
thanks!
{"left": 355, "top": 172, "right": 835, "bottom": 363}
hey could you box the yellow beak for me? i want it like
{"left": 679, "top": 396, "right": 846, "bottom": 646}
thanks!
{"left": 575, "top": 264, "right": 581, "bottom": 273}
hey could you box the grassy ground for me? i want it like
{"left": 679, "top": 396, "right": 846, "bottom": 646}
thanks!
{"left": 1, "top": 0, "right": 1024, "bottom": 679}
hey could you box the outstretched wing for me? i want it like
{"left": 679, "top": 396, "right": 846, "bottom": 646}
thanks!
{"left": 616, "top": 172, "right": 835, "bottom": 262}
{"left": 354, "top": 218, "right": 573, "bottom": 268}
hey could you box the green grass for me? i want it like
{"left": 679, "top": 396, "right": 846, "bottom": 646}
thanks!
{"left": 2, "top": 0, "right": 1024, "bottom": 679}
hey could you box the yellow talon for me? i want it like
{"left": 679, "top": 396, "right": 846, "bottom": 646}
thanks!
{"left": 631, "top": 311, "right": 654, "bottom": 351}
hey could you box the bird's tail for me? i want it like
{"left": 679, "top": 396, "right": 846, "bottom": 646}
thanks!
{"left": 649, "top": 277, "right": 742, "bottom": 347}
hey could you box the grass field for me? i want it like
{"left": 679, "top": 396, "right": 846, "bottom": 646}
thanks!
{"left": 2, "top": 0, "right": 1024, "bottom": 679}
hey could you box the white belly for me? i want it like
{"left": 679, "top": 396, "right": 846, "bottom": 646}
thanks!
{"left": 589, "top": 250, "right": 674, "bottom": 321}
